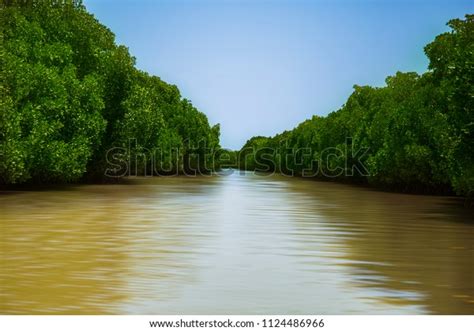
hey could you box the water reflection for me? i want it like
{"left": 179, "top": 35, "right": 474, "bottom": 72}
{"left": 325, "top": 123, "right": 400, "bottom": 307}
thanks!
{"left": 280, "top": 175, "right": 474, "bottom": 314}
{"left": 0, "top": 173, "right": 472, "bottom": 314}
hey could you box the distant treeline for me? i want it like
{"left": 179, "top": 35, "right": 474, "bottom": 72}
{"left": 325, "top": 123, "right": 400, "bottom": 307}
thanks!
{"left": 0, "top": 0, "right": 221, "bottom": 184}
{"left": 238, "top": 15, "right": 473, "bottom": 197}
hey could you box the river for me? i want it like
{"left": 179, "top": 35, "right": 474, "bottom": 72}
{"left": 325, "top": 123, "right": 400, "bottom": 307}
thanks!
{"left": 0, "top": 171, "right": 473, "bottom": 314}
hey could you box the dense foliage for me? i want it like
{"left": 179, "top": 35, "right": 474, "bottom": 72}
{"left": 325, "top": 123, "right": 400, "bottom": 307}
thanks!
{"left": 0, "top": 0, "right": 220, "bottom": 183}
{"left": 239, "top": 15, "right": 473, "bottom": 197}
{"left": 1, "top": 2, "right": 472, "bottom": 197}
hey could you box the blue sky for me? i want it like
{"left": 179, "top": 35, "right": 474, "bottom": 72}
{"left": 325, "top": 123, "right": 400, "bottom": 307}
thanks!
{"left": 85, "top": 0, "right": 472, "bottom": 149}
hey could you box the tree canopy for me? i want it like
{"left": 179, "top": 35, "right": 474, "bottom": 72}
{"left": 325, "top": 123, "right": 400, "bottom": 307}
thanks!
{"left": 239, "top": 15, "right": 474, "bottom": 197}
{"left": 1, "top": 2, "right": 472, "bottom": 197}
{"left": 0, "top": 0, "right": 221, "bottom": 183}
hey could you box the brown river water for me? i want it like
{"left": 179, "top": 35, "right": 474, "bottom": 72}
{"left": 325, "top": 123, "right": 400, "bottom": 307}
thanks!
{"left": 0, "top": 171, "right": 473, "bottom": 314}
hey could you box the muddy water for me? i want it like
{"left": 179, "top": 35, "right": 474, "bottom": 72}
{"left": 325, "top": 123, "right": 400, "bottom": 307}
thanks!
{"left": 0, "top": 172, "right": 472, "bottom": 314}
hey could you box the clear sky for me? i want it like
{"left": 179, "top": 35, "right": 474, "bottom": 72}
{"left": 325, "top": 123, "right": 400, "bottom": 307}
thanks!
{"left": 84, "top": 0, "right": 472, "bottom": 149}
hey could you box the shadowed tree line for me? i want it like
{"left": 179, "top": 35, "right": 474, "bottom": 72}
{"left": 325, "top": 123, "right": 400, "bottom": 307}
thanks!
{"left": 0, "top": 0, "right": 221, "bottom": 184}
{"left": 239, "top": 15, "right": 473, "bottom": 197}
